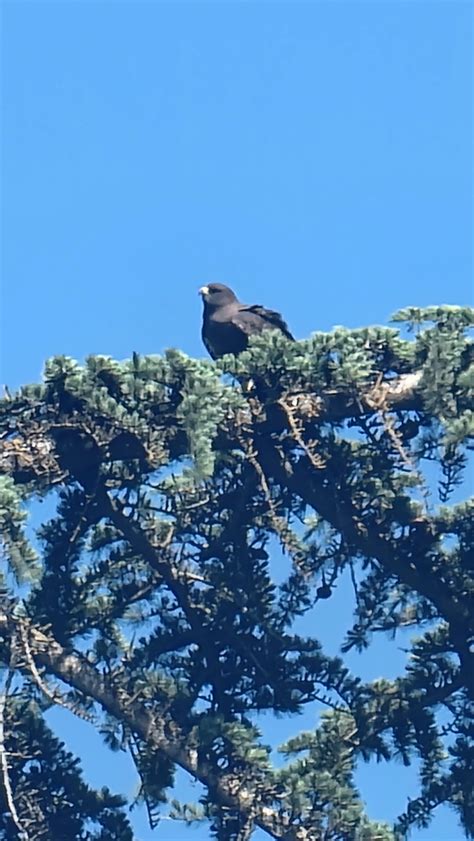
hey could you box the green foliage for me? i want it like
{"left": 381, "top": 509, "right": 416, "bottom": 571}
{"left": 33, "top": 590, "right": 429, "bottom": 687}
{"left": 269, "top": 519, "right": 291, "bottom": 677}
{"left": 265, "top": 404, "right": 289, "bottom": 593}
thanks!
{"left": 0, "top": 477, "right": 38, "bottom": 585}
{"left": 0, "top": 693, "right": 133, "bottom": 840}
{"left": 0, "top": 306, "right": 472, "bottom": 840}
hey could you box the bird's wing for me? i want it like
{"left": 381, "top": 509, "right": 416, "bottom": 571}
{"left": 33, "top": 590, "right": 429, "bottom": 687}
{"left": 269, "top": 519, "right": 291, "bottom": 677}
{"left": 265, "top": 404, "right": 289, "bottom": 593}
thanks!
{"left": 201, "top": 327, "right": 218, "bottom": 360}
{"left": 236, "top": 305, "right": 295, "bottom": 341}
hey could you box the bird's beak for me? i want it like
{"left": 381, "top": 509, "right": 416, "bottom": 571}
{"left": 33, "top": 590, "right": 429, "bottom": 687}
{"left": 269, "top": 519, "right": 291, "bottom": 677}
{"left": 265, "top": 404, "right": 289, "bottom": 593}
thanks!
{"left": 199, "top": 285, "right": 209, "bottom": 297}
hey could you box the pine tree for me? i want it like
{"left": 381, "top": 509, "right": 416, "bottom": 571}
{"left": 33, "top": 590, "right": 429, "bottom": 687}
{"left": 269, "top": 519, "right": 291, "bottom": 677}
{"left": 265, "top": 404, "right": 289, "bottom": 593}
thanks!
{"left": 0, "top": 305, "right": 472, "bottom": 840}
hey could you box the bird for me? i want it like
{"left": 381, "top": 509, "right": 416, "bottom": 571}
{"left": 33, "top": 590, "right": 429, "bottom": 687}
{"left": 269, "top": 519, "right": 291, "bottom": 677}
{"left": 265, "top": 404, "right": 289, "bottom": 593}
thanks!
{"left": 199, "top": 283, "right": 294, "bottom": 360}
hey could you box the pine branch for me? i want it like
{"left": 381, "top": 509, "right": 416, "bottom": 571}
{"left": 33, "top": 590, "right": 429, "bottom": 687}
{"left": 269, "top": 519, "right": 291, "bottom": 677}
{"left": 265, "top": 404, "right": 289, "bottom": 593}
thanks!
{"left": 259, "top": 443, "right": 474, "bottom": 695}
{"left": 301, "top": 371, "right": 423, "bottom": 423}
{"left": 0, "top": 371, "right": 424, "bottom": 487}
{"left": 0, "top": 611, "right": 311, "bottom": 841}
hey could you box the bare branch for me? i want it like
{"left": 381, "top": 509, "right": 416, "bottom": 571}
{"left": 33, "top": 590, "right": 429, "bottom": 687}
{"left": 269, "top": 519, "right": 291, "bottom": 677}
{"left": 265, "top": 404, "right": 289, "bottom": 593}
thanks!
{"left": 18, "top": 621, "right": 95, "bottom": 723}
{"left": 0, "top": 669, "right": 29, "bottom": 840}
{"left": 0, "top": 612, "right": 306, "bottom": 841}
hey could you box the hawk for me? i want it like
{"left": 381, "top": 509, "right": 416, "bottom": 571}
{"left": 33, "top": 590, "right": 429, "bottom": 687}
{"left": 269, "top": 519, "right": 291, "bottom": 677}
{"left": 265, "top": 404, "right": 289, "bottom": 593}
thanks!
{"left": 199, "top": 283, "right": 294, "bottom": 360}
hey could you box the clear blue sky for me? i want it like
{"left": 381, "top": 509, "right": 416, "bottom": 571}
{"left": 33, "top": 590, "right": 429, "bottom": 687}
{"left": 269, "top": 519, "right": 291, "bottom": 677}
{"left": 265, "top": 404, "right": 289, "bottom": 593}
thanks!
{"left": 2, "top": 2, "right": 472, "bottom": 839}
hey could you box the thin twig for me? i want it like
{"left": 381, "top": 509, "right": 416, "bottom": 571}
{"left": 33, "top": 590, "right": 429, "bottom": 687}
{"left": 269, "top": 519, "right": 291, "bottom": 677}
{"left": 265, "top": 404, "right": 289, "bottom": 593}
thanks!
{"left": 364, "top": 388, "right": 432, "bottom": 511}
{"left": 243, "top": 437, "right": 309, "bottom": 574}
{"left": 18, "top": 621, "right": 94, "bottom": 723}
{"left": 278, "top": 398, "right": 325, "bottom": 470}
{"left": 349, "top": 561, "right": 360, "bottom": 611}
{"left": 0, "top": 669, "right": 29, "bottom": 840}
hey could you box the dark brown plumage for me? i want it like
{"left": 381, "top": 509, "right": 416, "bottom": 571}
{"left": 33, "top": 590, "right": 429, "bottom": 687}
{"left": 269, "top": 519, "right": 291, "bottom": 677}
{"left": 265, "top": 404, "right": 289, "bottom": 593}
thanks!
{"left": 199, "top": 283, "right": 294, "bottom": 359}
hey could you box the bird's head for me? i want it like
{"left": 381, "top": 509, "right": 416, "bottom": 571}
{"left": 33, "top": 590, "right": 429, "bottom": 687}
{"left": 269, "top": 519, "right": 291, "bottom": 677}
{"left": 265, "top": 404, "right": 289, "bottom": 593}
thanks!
{"left": 199, "top": 283, "right": 238, "bottom": 309}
